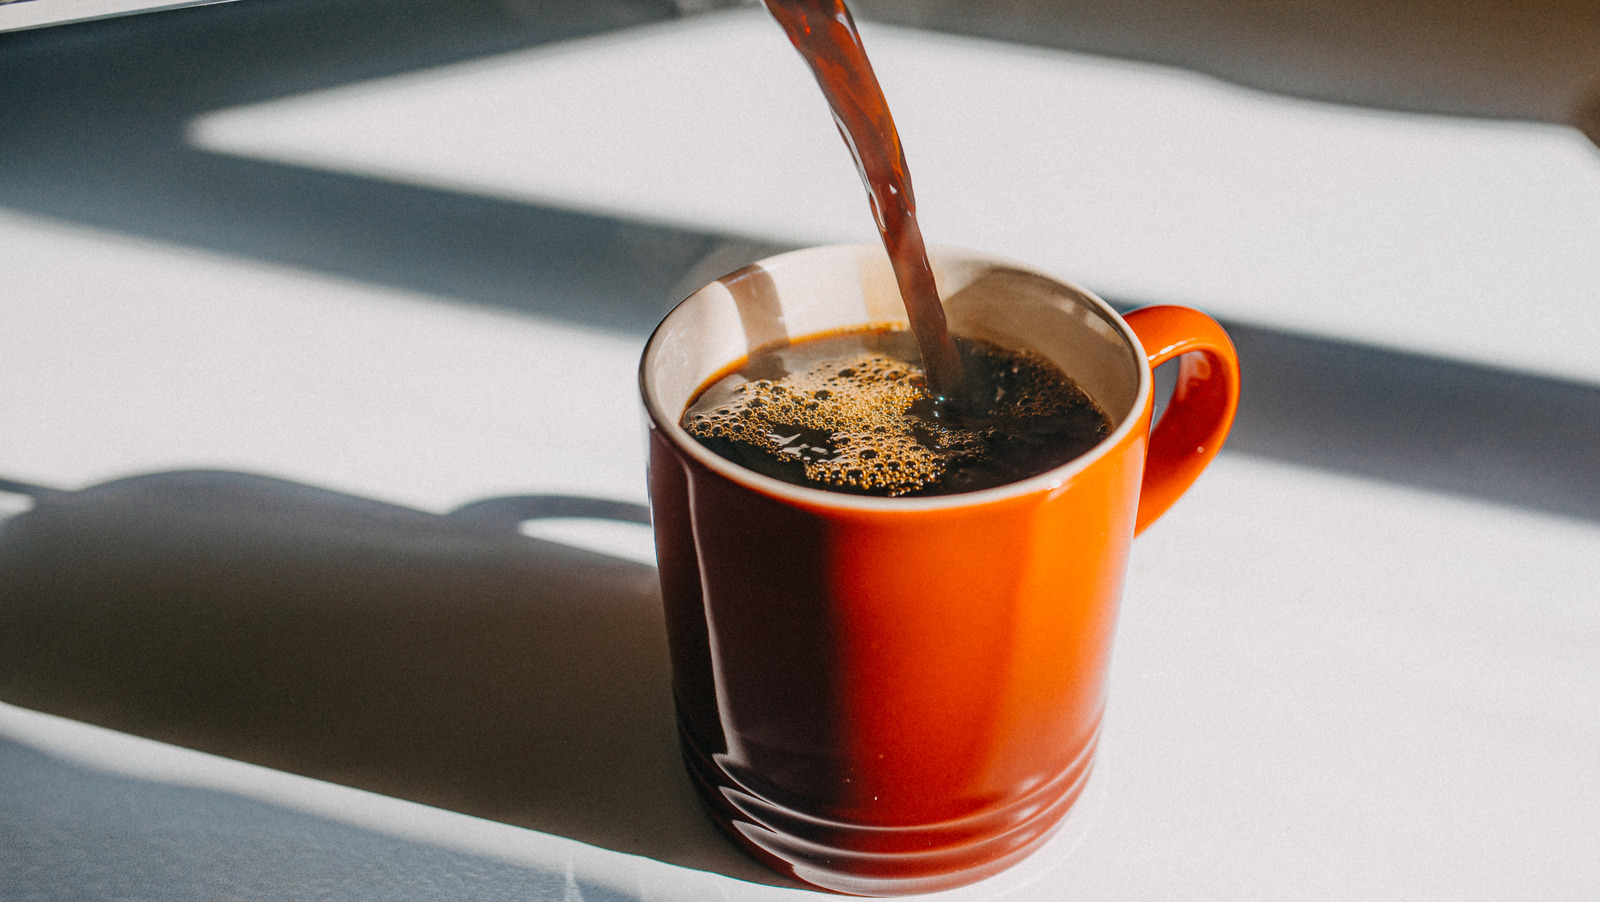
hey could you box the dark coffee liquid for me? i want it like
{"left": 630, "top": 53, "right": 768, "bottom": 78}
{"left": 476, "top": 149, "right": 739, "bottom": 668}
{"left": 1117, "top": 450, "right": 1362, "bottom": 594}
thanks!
{"left": 683, "top": 329, "right": 1111, "bottom": 497}
{"left": 762, "top": 0, "right": 964, "bottom": 402}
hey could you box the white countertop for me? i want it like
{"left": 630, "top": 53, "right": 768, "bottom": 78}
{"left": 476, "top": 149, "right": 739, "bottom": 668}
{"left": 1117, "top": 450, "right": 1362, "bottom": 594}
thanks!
{"left": 190, "top": 12, "right": 1600, "bottom": 385}
{"left": 3, "top": 6, "right": 1598, "bottom": 901}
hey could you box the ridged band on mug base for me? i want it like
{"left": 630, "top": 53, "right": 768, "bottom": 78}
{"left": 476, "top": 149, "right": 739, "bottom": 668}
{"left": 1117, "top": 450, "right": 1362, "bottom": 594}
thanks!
{"left": 678, "top": 720, "right": 1100, "bottom": 896}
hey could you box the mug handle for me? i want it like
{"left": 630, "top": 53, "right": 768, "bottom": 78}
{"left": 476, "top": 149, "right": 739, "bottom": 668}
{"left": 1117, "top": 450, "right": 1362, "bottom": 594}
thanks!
{"left": 1123, "top": 305, "right": 1241, "bottom": 535}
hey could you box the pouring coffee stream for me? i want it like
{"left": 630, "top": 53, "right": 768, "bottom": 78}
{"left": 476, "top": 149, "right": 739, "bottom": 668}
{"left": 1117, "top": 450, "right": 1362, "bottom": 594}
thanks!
{"left": 761, "top": 0, "right": 966, "bottom": 407}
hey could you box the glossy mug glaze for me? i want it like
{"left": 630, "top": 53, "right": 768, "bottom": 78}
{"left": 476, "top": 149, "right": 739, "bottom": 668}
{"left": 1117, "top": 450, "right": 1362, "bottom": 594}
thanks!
{"left": 640, "top": 245, "right": 1239, "bottom": 895}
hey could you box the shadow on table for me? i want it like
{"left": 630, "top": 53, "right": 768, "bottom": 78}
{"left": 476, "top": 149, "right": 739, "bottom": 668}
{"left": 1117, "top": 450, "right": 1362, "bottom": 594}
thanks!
{"left": 0, "top": 470, "right": 791, "bottom": 888}
{"left": 0, "top": 734, "right": 636, "bottom": 901}
{"left": 1187, "top": 317, "right": 1600, "bottom": 525}
{"left": 0, "top": 0, "right": 784, "bottom": 338}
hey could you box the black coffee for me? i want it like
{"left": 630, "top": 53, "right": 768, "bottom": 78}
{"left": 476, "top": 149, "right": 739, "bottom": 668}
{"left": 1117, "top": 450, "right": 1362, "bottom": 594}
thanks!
{"left": 682, "top": 329, "right": 1111, "bottom": 497}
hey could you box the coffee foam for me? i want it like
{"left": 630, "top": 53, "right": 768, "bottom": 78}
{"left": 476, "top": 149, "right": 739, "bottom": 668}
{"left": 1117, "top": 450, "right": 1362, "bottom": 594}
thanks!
{"left": 685, "top": 352, "right": 944, "bottom": 494}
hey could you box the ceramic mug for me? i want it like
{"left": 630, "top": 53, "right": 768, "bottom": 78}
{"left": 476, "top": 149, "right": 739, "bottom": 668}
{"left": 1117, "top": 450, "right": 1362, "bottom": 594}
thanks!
{"left": 640, "top": 244, "right": 1239, "bottom": 895}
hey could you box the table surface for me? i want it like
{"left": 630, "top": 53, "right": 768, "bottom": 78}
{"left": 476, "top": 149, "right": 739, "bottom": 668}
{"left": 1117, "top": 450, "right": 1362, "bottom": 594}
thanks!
{"left": 3, "top": 3, "right": 1598, "bottom": 900}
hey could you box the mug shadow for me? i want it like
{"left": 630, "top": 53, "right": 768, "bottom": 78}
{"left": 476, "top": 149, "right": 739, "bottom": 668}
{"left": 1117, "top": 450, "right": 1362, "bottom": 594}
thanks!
{"left": 0, "top": 469, "right": 791, "bottom": 888}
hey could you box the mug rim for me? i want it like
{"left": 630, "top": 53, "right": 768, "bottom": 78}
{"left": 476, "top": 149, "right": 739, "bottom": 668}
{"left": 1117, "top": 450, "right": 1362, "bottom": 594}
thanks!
{"left": 639, "top": 243, "right": 1153, "bottom": 513}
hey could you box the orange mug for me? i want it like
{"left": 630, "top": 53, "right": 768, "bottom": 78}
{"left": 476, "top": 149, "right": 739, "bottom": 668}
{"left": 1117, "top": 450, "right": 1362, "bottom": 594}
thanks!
{"left": 640, "top": 245, "right": 1239, "bottom": 895}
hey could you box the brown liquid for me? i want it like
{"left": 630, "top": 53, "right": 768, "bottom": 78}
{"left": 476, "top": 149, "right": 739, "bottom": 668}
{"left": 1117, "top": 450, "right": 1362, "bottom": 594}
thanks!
{"left": 682, "top": 328, "right": 1111, "bottom": 497}
{"left": 761, "top": 0, "right": 965, "bottom": 402}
